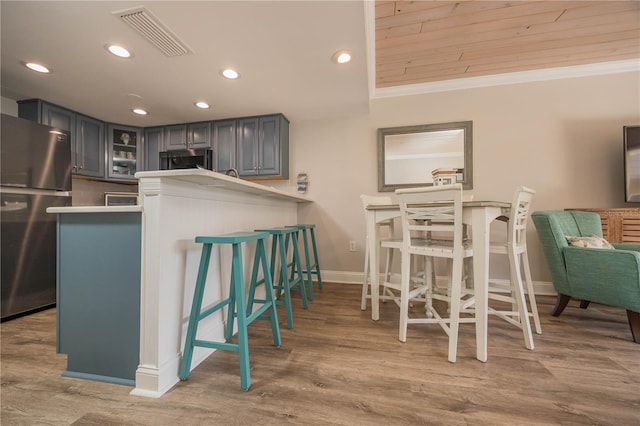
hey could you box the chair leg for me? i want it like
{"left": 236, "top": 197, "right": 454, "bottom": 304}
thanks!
{"left": 627, "top": 310, "right": 640, "bottom": 343}
{"left": 294, "top": 231, "right": 314, "bottom": 301}
{"left": 398, "top": 251, "right": 411, "bottom": 343}
{"left": 269, "top": 236, "right": 281, "bottom": 300}
{"left": 447, "top": 256, "right": 463, "bottom": 363}
{"left": 276, "top": 236, "right": 294, "bottom": 329}
{"left": 521, "top": 251, "right": 542, "bottom": 334}
{"left": 230, "top": 243, "right": 251, "bottom": 391}
{"left": 255, "top": 239, "right": 281, "bottom": 348}
{"left": 509, "top": 249, "right": 534, "bottom": 350}
{"left": 383, "top": 245, "right": 395, "bottom": 302}
{"left": 445, "top": 259, "right": 453, "bottom": 313}
{"left": 425, "top": 257, "right": 434, "bottom": 318}
{"left": 179, "top": 243, "right": 212, "bottom": 380}
{"left": 579, "top": 300, "right": 591, "bottom": 309}
{"left": 310, "top": 228, "right": 323, "bottom": 289}
{"left": 225, "top": 265, "right": 237, "bottom": 341}
{"left": 361, "top": 238, "right": 370, "bottom": 310}
{"left": 290, "top": 233, "right": 309, "bottom": 309}
{"left": 552, "top": 294, "right": 571, "bottom": 316}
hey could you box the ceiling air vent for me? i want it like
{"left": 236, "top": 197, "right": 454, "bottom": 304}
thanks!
{"left": 113, "top": 6, "right": 193, "bottom": 57}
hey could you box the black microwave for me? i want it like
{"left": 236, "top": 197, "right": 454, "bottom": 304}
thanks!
{"left": 159, "top": 149, "right": 214, "bottom": 171}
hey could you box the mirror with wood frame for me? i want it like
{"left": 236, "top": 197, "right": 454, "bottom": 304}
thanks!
{"left": 377, "top": 121, "right": 473, "bottom": 192}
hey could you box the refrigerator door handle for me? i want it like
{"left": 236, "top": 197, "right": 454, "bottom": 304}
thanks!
{"left": 0, "top": 187, "right": 71, "bottom": 197}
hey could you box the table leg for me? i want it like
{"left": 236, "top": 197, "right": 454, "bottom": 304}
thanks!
{"left": 470, "top": 209, "right": 490, "bottom": 362}
{"left": 366, "top": 212, "right": 380, "bottom": 321}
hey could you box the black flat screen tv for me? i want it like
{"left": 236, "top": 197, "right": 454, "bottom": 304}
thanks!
{"left": 624, "top": 125, "right": 640, "bottom": 202}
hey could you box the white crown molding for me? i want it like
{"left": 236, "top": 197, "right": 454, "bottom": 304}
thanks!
{"left": 371, "top": 59, "right": 640, "bottom": 99}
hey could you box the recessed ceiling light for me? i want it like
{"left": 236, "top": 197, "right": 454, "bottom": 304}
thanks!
{"left": 106, "top": 44, "right": 133, "bottom": 58}
{"left": 221, "top": 69, "right": 240, "bottom": 79}
{"left": 195, "top": 101, "right": 210, "bottom": 109}
{"left": 23, "top": 62, "right": 51, "bottom": 73}
{"left": 332, "top": 50, "right": 352, "bottom": 64}
{"left": 132, "top": 108, "right": 148, "bottom": 115}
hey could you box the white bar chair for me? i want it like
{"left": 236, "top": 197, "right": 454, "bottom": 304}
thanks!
{"left": 395, "top": 184, "right": 474, "bottom": 363}
{"left": 487, "top": 186, "right": 541, "bottom": 348}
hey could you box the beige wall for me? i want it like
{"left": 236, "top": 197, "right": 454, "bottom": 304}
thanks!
{"left": 287, "top": 71, "right": 640, "bottom": 284}
{"left": 4, "top": 71, "right": 639, "bottom": 284}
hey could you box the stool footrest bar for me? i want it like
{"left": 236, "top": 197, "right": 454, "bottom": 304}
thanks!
{"left": 246, "top": 304, "right": 272, "bottom": 323}
{"left": 198, "top": 298, "right": 232, "bottom": 321}
{"left": 194, "top": 339, "right": 239, "bottom": 352}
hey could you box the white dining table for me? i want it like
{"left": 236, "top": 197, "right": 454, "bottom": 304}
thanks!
{"left": 365, "top": 200, "right": 510, "bottom": 362}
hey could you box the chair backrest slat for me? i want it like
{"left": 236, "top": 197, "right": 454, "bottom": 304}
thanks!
{"left": 509, "top": 186, "right": 536, "bottom": 247}
{"left": 396, "top": 184, "right": 464, "bottom": 252}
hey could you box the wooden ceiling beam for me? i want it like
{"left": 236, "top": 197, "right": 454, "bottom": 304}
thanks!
{"left": 374, "top": 1, "right": 640, "bottom": 89}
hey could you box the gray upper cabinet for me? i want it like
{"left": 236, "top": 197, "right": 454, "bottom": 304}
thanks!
{"left": 143, "top": 127, "right": 164, "bottom": 171}
{"left": 164, "top": 124, "right": 187, "bottom": 150}
{"left": 18, "top": 99, "right": 289, "bottom": 181}
{"left": 212, "top": 120, "right": 236, "bottom": 172}
{"left": 164, "top": 122, "right": 211, "bottom": 151}
{"left": 259, "top": 115, "right": 284, "bottom": 176}
{"left": 108, "top": 124, "right": 141, "bottom": 180}
{"left": 237, "top": 114, "right": 289, "bottom": 178}
{"left": 42, "top": 103, "right": 76, "bottom": 136}
{"left": 75, "top": 114, "right": 105, "bottom": 178}
{"left": 18, "top": 99, "right": 105, "bottom": 178}
{"left": 188, "top": 122, "right": 211, "bottom": 149}
{"left": 237, "top": 118, "right": 259, "bottom": 176}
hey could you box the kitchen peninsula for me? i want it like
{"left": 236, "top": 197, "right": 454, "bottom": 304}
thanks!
{"left": 49, "top": 169, "right": 311, "bottom": 398}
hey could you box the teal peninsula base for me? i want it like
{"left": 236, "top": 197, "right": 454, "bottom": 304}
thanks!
{"left": 49, "top": 206, "right": 142, "bottom": 386}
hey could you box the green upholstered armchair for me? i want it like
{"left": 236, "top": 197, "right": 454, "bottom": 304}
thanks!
{"left": 531, "top": 210, "right": 640, "bottom": 343}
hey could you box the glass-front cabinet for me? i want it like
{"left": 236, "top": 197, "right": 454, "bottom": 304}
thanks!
{"left": 108, "top": 124, "right": 142, "bottom": 180}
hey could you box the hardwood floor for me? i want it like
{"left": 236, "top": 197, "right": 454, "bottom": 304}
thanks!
{"left": 1, "top": 283, "right": 639, "bottom": 425}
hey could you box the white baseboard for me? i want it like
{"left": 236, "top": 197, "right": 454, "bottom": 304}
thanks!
{"left": 320, "top": 270, "right": 557, "bottom": 296}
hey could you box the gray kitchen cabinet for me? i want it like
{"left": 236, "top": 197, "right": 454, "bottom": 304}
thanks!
{"left": 212, "top": 119, "right": 236, "bottom": 172}
{"left": 42, "top": 102, "right": 76, "bottom": 135}
{"left": 18, "top": 99, "right": 105, "bottom": 178}
{"left": 259, "top": 114, "right": 286, "bottom": 176}
{"left": 237, "top": 118, "right": 259, "bottom": 176}
{"left": 164, "top": 122, "right": 211, "bottom": 151}
{"left": 164, "top": 124, "right": 187, "bottom": 150}
{"left": 188, "top": 121, "right": 211, "bottom": 149}
{"left": 18, "top": 99, "right": 289, "bottom": 180}
{"left": 75, "top": 114, "right": 106, "bottom": 178}
{"left": 108, "top": 124, "right": 142, "bottom": 180}
{"left": 143, "top": 127, "right": 164, "bottom": 171}
{"left": 237, "top": 114, "right": 289, "bottom": 178}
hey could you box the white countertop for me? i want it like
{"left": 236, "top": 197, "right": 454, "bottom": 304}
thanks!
{"left": 135, "top": 169, "right": 311, "bottom": 203}
{"left": 47, "top": 205, "right": 143, "bottom": 214}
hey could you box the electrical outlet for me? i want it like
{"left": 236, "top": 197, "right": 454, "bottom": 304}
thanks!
{"left": 349, "top": 240, "right": 357, "bottom": 252}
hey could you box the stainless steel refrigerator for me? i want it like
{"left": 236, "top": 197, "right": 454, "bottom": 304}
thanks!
{"left": 1, "top": 113, "right": 72, "bottom": 321}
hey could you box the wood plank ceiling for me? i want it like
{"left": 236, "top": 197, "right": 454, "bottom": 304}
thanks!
{"left": 375, "top": 1, "right": 640, "bottom": 88}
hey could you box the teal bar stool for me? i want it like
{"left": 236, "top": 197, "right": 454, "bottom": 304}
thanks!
{"left": 179, "top": 231, "right": 281, "bottom": 391}
{"left": 287, "top": 224, "right": 323, "bottom": 298}
{"left": 250, "top": 227, "right": 308, "bottom": 329}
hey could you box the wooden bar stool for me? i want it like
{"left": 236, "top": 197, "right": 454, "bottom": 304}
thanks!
{"left": 251, "top": 227, "right": 308, "bottom": 329}
{"left": 287, "top": 224, "right": 323, "bottom": 298}
{"left": 179, "top": 231, "right": 281, "bottom": 391}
